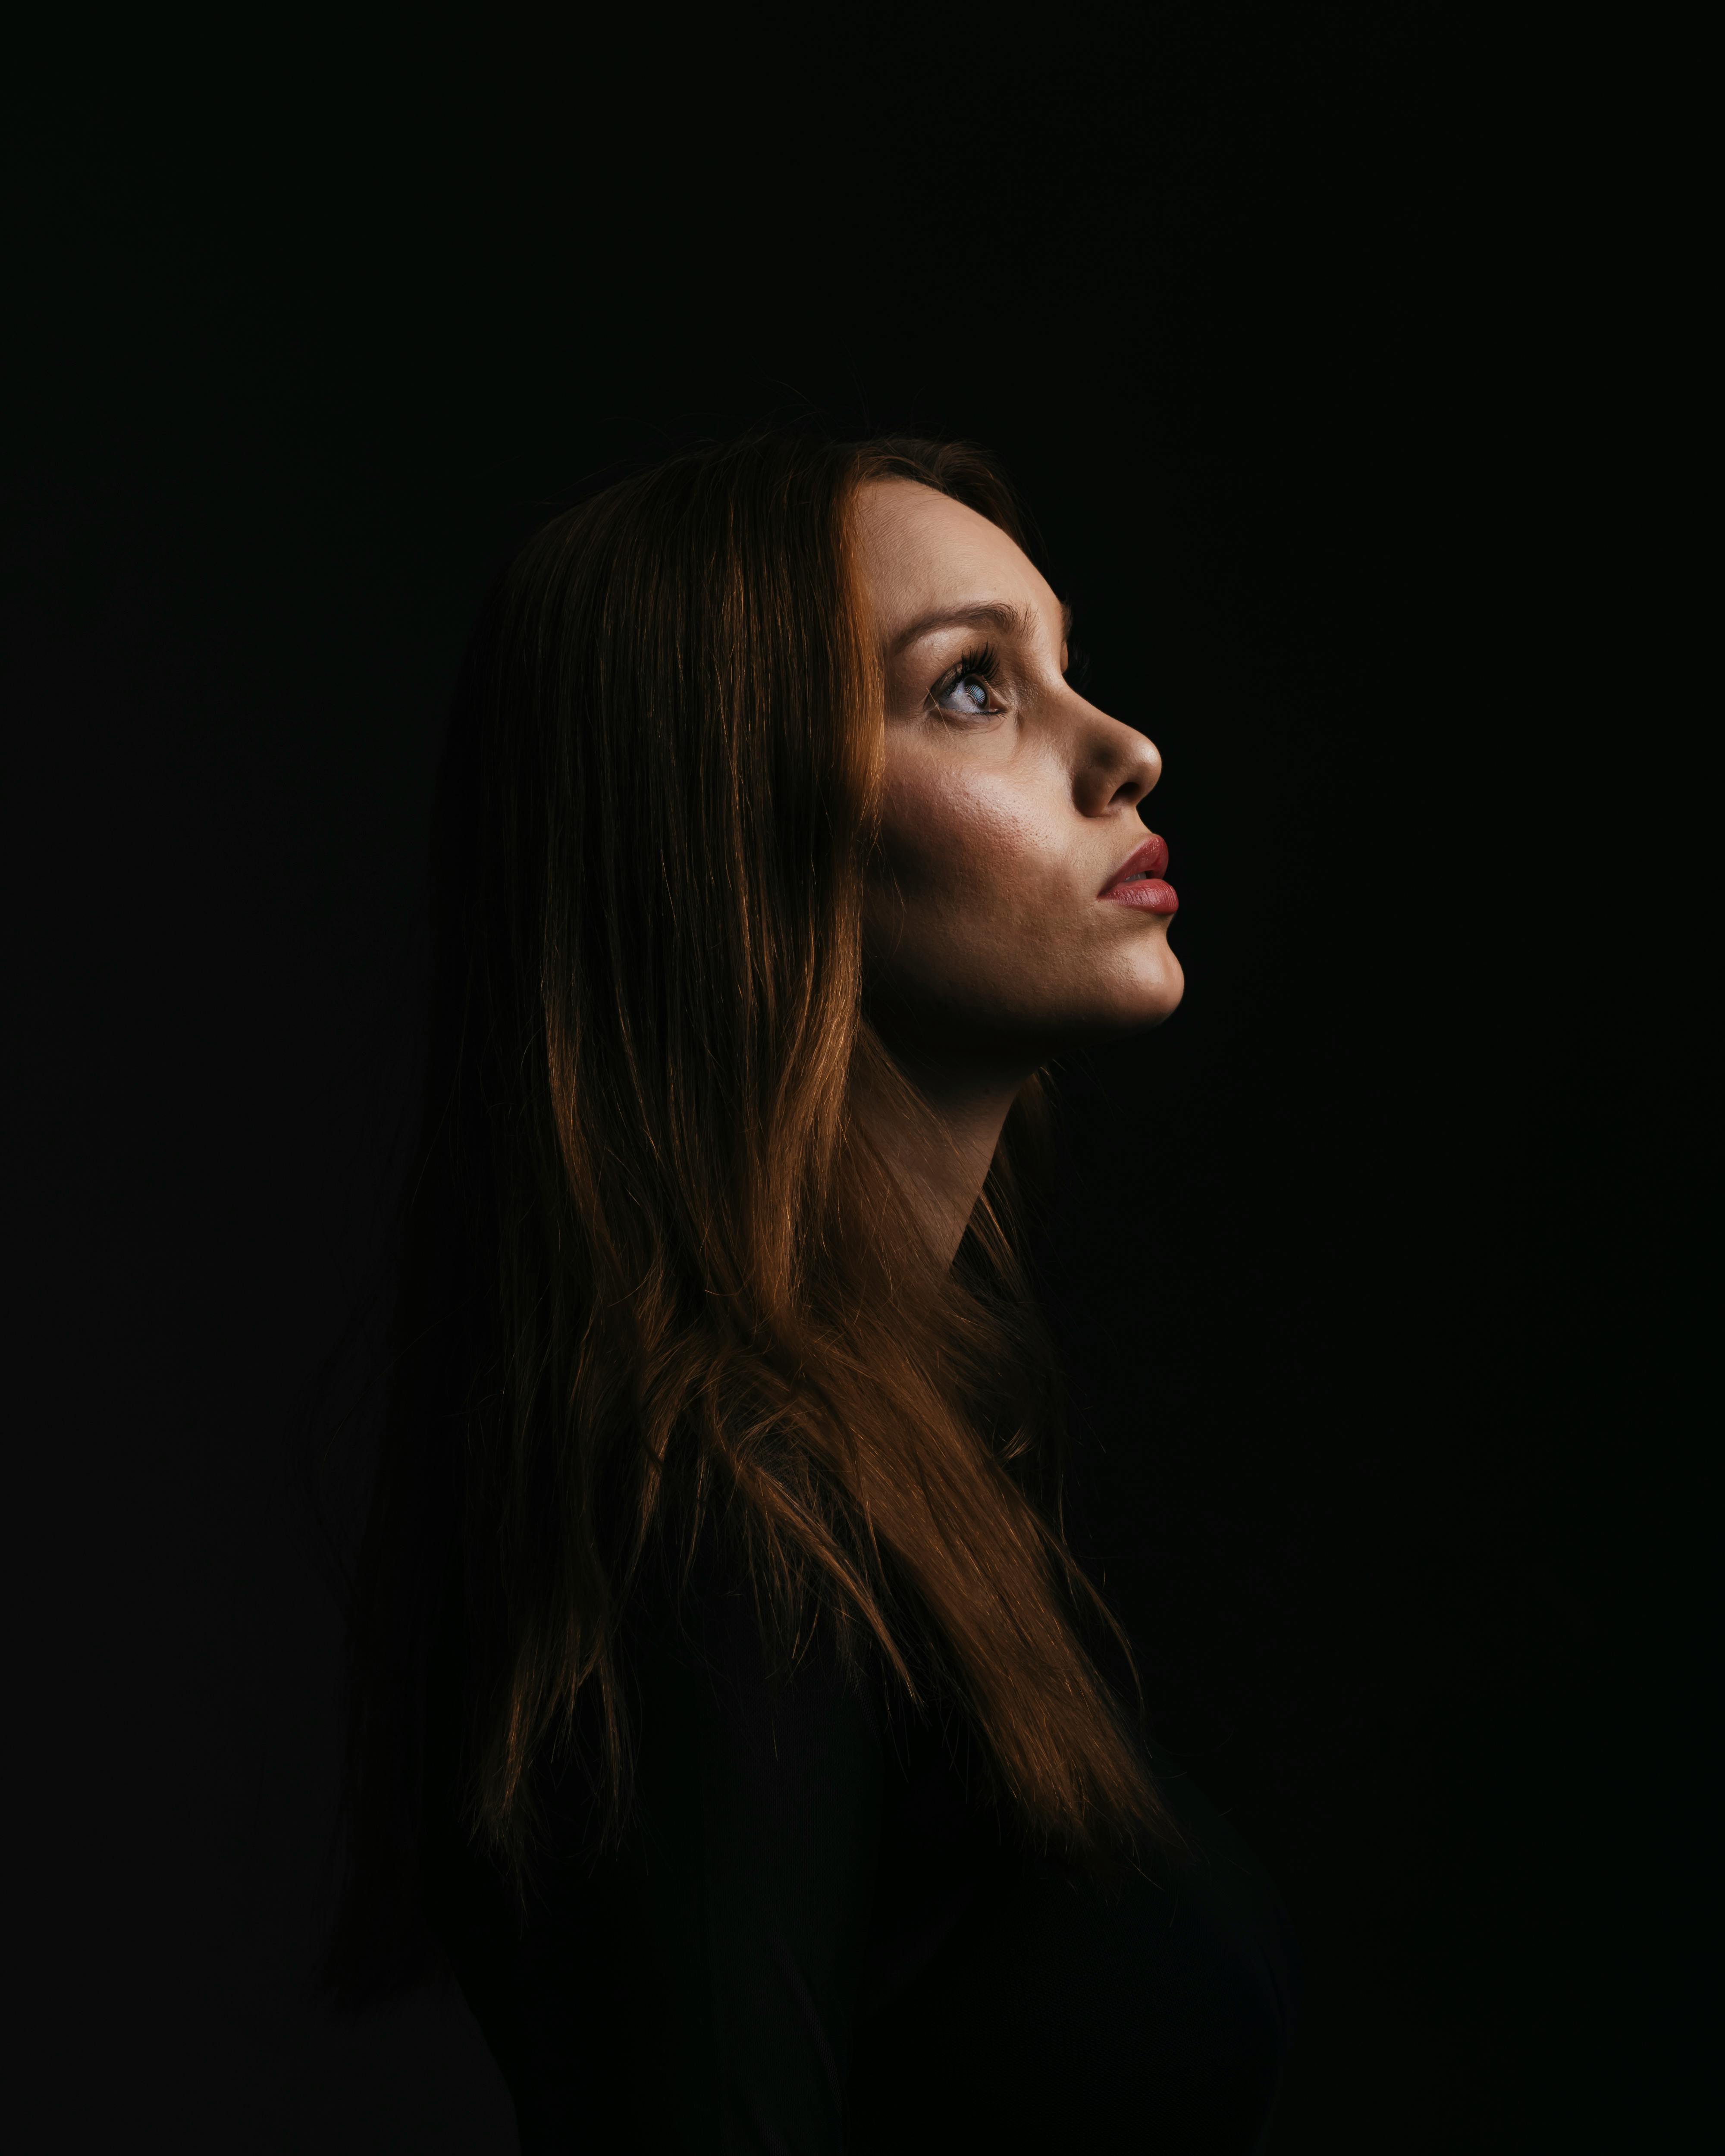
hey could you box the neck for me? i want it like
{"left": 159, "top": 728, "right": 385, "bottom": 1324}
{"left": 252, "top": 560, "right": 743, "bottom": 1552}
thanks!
{"left": 850, "top": 1036, "right": 1034, "bottom": 1269}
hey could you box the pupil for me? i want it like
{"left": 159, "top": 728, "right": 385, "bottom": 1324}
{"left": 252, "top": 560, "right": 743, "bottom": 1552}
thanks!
{"left": 965, "top": 677, "right": 985, "bottom": 707}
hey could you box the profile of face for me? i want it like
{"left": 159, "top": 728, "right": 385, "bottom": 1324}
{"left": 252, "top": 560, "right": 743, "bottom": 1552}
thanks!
{"left": 852, "top": 479, "right": 1184, "bottom": 1090}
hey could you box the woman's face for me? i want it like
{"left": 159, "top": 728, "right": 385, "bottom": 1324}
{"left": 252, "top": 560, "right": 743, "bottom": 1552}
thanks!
{"left": 853, "top": 479, "right": 1183, "bottom": 1080}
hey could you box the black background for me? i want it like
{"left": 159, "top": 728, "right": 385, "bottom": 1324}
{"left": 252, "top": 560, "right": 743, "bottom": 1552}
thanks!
{"left": 4, "top": 7, "right": 1707, "bottom": 2150}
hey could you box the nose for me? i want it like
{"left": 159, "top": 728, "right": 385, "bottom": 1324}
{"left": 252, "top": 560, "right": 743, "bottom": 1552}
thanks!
{"left": 1073, "top": 702, "right": 1162, "bottom": 817}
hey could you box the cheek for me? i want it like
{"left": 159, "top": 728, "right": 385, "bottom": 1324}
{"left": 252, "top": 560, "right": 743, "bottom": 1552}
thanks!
{"left": 874, "top": 761, "right": 1057, "bottom": 924}
{"left": 866, "top": 749, "right": 1183, "bottom": 1043}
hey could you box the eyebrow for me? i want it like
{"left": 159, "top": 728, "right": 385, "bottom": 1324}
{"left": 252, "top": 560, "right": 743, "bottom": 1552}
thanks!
{"left": 889, "top": 596, "right": 1074, "bottom": 657}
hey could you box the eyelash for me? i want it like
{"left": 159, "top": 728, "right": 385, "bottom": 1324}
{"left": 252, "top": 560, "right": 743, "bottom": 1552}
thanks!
{"left": 932, "top": 643, "right": 1002, "bottom": 711}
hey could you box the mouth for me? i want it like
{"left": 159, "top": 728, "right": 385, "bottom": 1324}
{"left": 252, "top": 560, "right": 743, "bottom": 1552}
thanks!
{"left": 1098, "top": 832, "right": 1178, "bottom": 914}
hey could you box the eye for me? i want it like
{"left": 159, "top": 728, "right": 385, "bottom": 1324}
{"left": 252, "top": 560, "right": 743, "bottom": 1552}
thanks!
{"left": 932, "top": 644, "right": 1003, "bottom": 718}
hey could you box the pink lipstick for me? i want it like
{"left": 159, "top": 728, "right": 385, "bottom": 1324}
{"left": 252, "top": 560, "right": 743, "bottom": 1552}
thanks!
{"left": 1099, "top": 832, "right": 1178, "bottom": 915}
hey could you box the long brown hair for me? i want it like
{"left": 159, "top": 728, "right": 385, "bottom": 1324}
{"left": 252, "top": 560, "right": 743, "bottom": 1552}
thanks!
{"left": 333, "top": 430, "right": 1166, "bottom": 1989}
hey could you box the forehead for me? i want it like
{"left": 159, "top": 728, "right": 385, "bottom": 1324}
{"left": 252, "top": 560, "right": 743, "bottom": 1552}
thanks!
{"left": 850, "top": 478, "right": 1055, "bottom": 631}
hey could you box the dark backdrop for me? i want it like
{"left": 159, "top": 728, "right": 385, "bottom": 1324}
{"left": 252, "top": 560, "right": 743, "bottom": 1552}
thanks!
{"left": 5, "top": 8, "right": 1704, "bottom": 2151}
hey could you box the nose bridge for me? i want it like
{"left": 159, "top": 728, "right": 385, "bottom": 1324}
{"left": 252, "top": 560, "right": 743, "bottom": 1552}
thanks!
{"left": 1069, "top": 692, "right": 1160, "bottom": 811}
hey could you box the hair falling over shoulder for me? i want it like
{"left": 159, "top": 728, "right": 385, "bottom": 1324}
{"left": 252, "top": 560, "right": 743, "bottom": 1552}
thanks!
{"left": 329, "top": 430, "right": 1170, "bottom": 1995}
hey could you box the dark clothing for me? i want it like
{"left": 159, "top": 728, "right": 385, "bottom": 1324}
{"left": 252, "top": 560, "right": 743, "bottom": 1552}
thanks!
{"left": 428, "top": 1563, "right": 1299, "bottom": 2154}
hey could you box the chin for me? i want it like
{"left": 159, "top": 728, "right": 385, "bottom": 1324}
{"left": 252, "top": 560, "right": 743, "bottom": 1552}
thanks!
{"left": 1126, "top": 939, "right": 1185, "bottom": 1027}
{"left": 1066, "top": 967, "right": 1184, "bottom": 1047}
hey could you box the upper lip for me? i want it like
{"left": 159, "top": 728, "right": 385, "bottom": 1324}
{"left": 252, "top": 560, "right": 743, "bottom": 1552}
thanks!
{"left": 1098, "top": 832, "right": 1169, "bottom": 894}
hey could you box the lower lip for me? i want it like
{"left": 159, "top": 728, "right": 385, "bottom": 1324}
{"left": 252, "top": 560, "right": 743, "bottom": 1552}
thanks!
{"left": 1102, "top": 877, "right": 1179, "bottom": 914}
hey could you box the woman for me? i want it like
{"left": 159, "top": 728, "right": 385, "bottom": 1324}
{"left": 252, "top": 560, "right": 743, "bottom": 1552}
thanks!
{"left": 330, "top": 432, "right": 1298, "bottom": 2151}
